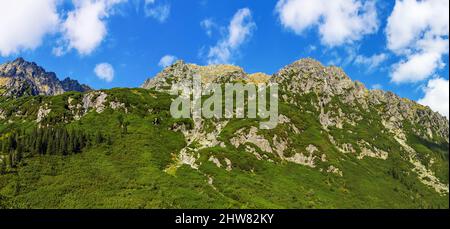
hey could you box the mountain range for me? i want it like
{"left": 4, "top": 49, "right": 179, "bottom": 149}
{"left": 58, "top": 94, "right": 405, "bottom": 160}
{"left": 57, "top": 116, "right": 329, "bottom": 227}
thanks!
{"left": 0, "top": 58, "right": 448, "bottom": 209}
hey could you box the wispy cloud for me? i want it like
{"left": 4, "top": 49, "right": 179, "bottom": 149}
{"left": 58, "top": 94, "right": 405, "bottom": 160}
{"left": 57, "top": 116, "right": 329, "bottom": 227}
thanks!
{"left": 206, "top": 8, "right": 256, "bottom": 64}
{"left": 354, "top": 53, "right": 388, "bottom": 71}
{"left": 144, "top": 0, "right": 170, "bottom": 23}
{"left": 200, "top": 18, "right": 216, "bottom": 37}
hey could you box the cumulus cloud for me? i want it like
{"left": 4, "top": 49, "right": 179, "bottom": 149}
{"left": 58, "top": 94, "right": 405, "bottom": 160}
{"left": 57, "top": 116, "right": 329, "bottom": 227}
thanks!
{"left": 354, "top": 53, "right": 388, "bottom": 71}
{"left": 158, "top": 55, "right": 177, "bottom": 67}
{"left": 275, "top": 0, "right": 378, "bottom": 46}
{"left": 418, "top": 77, "right": 449, "bottom": 118}
{"left": 386, "top": 0, "right": 449, "bottom": 83}
{"left": 391, "top": 37, "right": 448, "bottom": 83}
{"left": 207, "top": 8, "right": 256, "bottom": 64}
{"left": 94, "top": 62, "right": 115, "bottom": 82}
{"left": 0, "top": 0, "right": 60, "bottom": 56}
{"left": 58, "top": 0, "right": 126, "bottom": 56}
{"left": 144, "top": 0, "right": 170, "bottom": 23}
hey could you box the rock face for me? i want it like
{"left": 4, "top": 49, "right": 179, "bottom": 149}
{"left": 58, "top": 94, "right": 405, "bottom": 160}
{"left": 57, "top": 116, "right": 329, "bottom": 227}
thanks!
{"left": 0, "top": 58, "right": 91, "bottom": 97}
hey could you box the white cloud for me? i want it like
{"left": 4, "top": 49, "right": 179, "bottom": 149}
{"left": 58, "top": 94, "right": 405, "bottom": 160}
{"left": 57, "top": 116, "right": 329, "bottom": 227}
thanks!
{"left": 391, "top": 38, "right": 448, "bottom": 83}
{"left": 52, "top": 46, "right": 65, "bottom": 57}
{"left": 58, "top": 0, "right": 126, "bottom": 56}
{"left": 94, "top": 62, "right": 115, "bottom": 82}
{"left": 275, "top": 0, "right": 378, "bottom": 46}
{"left": 418, "top": 77, "right": 449, "bottom": 118}
{"left": 145, "top": 0, "right": 170, "bottom": 23}
{"left": 307, "top": 45, "right": 317, "bottom": 52}
{"left": 0, "top": 0, "right": 60, "bottom": 56}
{"left": 386, "top": 0, "right": 448, "bottom": 53}
{"left": 207, "top": 8, "right": 256, "bottom": 64}
{"left": 158, "top": 55, "right": 177, "bottom": 67}
{"left": 354, "top": 53, "right": 388, "bottom": 71}
{"left": 386, "top": 0, "right": 449, "bottom": 83}
{"left": 371, "top": 84, "right": 383, "bottom": 90}
{"left": 201, "top": 19, "right": 216, "bottom": 37}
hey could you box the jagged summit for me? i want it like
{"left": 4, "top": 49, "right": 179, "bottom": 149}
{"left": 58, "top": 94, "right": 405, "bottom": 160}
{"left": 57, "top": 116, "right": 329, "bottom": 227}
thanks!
{"left": 11, "top": 57, "right": 25, "bottom": 64}
{"left": 289, "top": 57, "right": 324, "bottom": 68}
{"left": 141, "top": 59, "right": 250, "bottom": 90}
{"left": 2, "top": 57, "right": 59, "bottom": 80}
{"left": 61, "top": 77, "right": 92, "bottom": 93}
{"left": 0, "top": 58, "right": 91, "bottom": 97}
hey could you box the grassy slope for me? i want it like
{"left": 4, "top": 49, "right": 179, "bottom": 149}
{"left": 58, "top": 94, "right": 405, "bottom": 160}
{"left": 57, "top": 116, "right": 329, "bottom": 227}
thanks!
{"left": 0, "top": 88, "right": 448, "bottom": 209}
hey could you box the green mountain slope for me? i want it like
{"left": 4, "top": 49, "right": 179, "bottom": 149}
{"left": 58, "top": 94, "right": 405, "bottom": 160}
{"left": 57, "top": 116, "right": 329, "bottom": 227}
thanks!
{"left": 0, "top": 59, "right": 448, "bottom": 209}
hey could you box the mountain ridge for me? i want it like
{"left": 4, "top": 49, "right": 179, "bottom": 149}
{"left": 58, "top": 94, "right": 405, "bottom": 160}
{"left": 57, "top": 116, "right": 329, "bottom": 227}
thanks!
{"left": 142, "top": 58, "right": 449, "bottom": 125}
{"left": 0, "top": 58, "right": 91, "bottom": 97}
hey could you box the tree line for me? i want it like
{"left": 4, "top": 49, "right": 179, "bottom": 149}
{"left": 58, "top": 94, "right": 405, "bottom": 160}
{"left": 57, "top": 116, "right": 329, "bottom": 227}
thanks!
{"left": 0, "top": 126, "right": 110, "bottom": 173}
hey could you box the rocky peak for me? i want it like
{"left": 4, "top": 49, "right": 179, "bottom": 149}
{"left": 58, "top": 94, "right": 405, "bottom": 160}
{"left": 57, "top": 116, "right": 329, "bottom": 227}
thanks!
{"left": 141, "top": 60, "right": 248, "bottom": 90}
{"left": 271, "top": 58, "right": 356, "bottom": 97}
{"left": 0, "top": 57, "right": 58, "bottom": 81}
{"left": 61, "top": 77, "right": 92, "bottom": 93}
{"left": 0, "top": 58, "right": 91, "bottom": 97}
{"left": 11, "top": 57, "right": 25, "bottom": 64}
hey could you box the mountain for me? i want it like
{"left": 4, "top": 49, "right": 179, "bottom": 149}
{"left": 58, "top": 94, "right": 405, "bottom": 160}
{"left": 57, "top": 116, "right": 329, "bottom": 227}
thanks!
{"left": 0, "top": 58, "right": 448, "bottom": 209}
{"left": 61, "top": 77, "right": 92, "bottom": 93}
{"left": 141, "top": 60, "right": 270, "bottom": 90}
{"left": 0, "top": 58, "right": 91, "bottom": 97}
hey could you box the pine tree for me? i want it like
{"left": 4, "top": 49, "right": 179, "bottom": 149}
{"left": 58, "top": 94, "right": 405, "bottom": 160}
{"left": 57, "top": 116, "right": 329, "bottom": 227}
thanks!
{"left": 0, "top": 156, "right": 6, "bottom": 174}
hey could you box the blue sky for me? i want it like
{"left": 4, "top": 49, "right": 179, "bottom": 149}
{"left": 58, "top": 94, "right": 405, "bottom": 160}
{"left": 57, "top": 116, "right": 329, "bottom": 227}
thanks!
{"left": 0, "top": 0, "right": 448, "bottom": 117}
